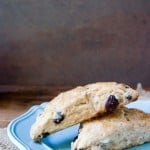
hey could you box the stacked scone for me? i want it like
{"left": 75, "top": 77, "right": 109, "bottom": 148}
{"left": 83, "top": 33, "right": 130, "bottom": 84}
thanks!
{"left": 30, "top": 82, "right": 150, "bottom": 150}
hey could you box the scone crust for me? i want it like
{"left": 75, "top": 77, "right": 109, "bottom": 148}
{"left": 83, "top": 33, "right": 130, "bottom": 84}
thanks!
{"left": 72, "top": 108, "right": 150, "bottom": 150}
{"left": 30, "top": 82, "right": 139, "bottom": 141}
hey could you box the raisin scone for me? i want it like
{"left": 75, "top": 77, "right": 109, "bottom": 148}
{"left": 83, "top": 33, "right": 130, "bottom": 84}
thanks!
{"left": 30, "top": 82, "right": 138, "bottom": 141}
{"left": 72, "top": 107, "right": 150, "bottom": 150}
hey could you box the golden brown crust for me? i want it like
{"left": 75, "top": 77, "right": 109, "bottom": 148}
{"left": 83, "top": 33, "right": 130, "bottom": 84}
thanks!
{"left": 72, "top": 108, "right": 150, "bottom": 150}
{"left": 30, "top": 82, "right": 138, "bottom": 141}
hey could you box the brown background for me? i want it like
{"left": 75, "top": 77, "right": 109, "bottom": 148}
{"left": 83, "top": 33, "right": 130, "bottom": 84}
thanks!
{"left": 0, "top": 0, "right": 150, "bottom": 86}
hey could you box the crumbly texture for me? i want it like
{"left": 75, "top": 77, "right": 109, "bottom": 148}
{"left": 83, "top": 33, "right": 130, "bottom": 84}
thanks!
{"left": 30, "top": 82, "right": 138, "bottom": 141}
{"left": 72, "top": 108, "right": 150, "bottom": 150}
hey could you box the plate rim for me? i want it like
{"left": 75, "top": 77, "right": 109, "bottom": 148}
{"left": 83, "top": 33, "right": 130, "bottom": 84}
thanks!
{"left": 7, "top": 103, "right": 47, "bottom": 150}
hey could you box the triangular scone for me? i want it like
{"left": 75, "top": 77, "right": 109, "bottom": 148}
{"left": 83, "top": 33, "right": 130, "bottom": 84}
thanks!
{"left": 72, "top": 107, "right": 150, "bottom": 150}
{"left": 30, "top": 82, "right": 138, "bottom": 141}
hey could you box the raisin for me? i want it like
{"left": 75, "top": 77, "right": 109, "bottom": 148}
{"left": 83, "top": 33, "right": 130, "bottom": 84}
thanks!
{"left": 126, "top": 95, "right": 132, "bottom": 100}
{"left": 105, "top": 95, "right": 119, "bottom": 112}
{"left": 53, "top": 112, "right": 65, "bottom": 124}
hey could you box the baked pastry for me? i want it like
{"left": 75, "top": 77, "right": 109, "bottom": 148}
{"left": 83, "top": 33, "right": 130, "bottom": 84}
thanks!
{"left": 30, "top": 82, "right": 138, "bottom": 141}
{"left": 72, "top": 107, "right": 150, "bottom": 150}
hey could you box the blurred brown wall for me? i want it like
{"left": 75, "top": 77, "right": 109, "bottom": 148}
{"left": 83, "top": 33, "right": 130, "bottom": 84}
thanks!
{"left": 0, "top": 0, "right": 150, "bottom": 86}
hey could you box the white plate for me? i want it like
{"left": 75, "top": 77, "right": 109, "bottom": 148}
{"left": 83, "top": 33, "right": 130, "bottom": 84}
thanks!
{"left": 7, "top": 99, "right": 150, "bottom": 150}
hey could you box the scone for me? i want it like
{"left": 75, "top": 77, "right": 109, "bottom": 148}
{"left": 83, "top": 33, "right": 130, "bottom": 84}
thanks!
{"left": 30, "top": 82, "right": 138, "bottom": 141}
{"left": 72, "top": 107, "right": 150, "bottom": 150}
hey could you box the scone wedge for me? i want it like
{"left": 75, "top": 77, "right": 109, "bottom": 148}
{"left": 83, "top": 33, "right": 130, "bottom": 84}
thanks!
{"left": 72, "top": 107, "right": 150, "bottom": 150}
{"left": 30, "top": 82, "right": 138, "bottom": 141}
